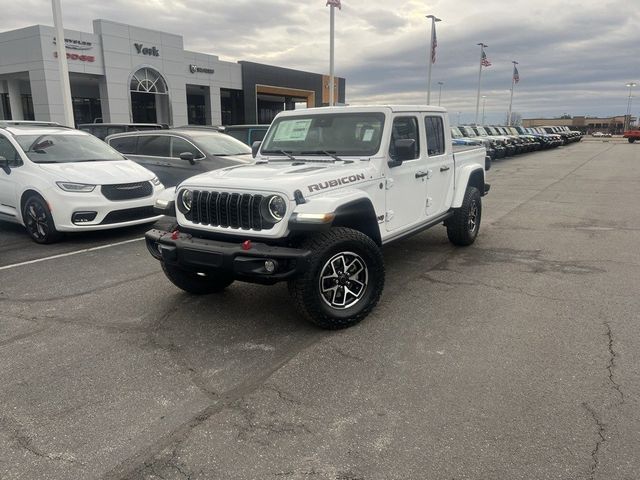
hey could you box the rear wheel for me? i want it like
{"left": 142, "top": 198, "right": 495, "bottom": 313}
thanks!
{"left": 628, "top": 138, "right": 635, "bottom": 143}
{"left": 289, "top": 227, "right": 385, "bottom": 329}
{"left": 447, "top": 186, "right": 482, "bottom": 246}
{"left": 22, "top": 195, "right": 63, "bottom": 244}
{"left": 161, "top": 262, "right": 234, "bottom": 294}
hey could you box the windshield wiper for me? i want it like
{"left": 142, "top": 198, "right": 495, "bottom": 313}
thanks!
{"left": 260, "top": 150, "right": 299, "bottom": 161}
{"left": 299, "top": 151, "right": 354, "bottom": 163}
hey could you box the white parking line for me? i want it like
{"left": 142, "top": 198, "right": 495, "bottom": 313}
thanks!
{"left": 0, "top": 237, "right": 145, "bottom": 271}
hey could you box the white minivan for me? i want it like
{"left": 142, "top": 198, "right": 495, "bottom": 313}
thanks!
{"left": 0, "top": 123, "right": 165, "bottom": 243}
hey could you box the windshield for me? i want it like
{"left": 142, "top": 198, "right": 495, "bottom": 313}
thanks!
{"left": 475, "top": 127, "right": 488, "bottom": 136}
{"left": 450, "top": 127, "right": 463, "bottom": 138}
{"left": 261, "top": 112, "right": 385, "bottom": 157}
{"left": 460, "top": 126, "right": 476, "bottom": 137}
{"left": 15, "top": 133, "right": 125, "bottom": 163}
{"left": 189, "top": 133, "right": 251, "bottom": 156}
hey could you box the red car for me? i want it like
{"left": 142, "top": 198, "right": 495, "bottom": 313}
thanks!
{"left": 623, "top": 129, "right": 640, "bottom": 143}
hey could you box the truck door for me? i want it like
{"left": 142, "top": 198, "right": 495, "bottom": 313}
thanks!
{"left": 385, "top": 115, "right": 428, "bottom": 231}
{"left": 424, "top": 115, "right": 454, "bottom": 218}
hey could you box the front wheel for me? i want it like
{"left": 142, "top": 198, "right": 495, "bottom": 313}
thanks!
{"left": 628, "top": 138, "right": 635, "bottom": 143}
{"left": 446, "top": 186, "right": 482, "bottom": 246}
{"left": 22, "top": 195, "right": 63, "bottom": 244}
{"left": 161, "top": 262, "right": 234, "bottom": 294}
{"left": 289, "top": 227, "right": 385, "bottom": 330}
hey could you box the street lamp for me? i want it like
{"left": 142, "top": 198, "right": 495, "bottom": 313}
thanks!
{"left": 437, "top": 81, "right": 444, "bottom": 106}
{"left": 625, "top": 82, "right": 636, "bottom": 131}
{"left": 481, "top": 95, "right": 487, "bottom": 124}
{"left": 426, "top": 15, "right": 441, "bottom": 105}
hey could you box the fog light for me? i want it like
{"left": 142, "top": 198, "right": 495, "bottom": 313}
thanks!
{"left": 264, "top": 259, "right": 277, "bottom": 273}
{"left": 72, "top": 211, "right": 97, "bottom": 224}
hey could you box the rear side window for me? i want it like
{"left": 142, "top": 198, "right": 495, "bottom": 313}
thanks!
{"left": 137, "top": 136, "right": 170, "bottom": 157}
{"left": 389, "top": 116, "right": 420, "bottom": 160}
{"left": 424, "top": 116, "right": 445, "bottom": 156}
{"left": 109, "top": 136, "right": 137, "bottom": 155}
{"left": 171, "top": 137, "right": 203, "bottom": 158}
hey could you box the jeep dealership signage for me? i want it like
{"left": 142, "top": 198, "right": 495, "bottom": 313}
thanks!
{"left": 134, "top": 43, "right": 160, "bottom": 57}
{"left": 189, "top": 64, "right": 214, "bottom": 74}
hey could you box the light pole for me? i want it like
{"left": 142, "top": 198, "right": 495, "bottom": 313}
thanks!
{"left": 437, "top": 81, "right": 444, "bottom": 106}
{"left": 507, "top": 60, "right": 519, "bottom": 125}
{"left": 457, "top": 111, "right": 461, "bottom": 126}
{"left": 624, "top": 82, "right": 636, "bottom": 131}
{"left": 481, "top": 95, "right": 487, "bottom": 124}
{"left": 426, "top": 15, "right": 441, "bottom": 104}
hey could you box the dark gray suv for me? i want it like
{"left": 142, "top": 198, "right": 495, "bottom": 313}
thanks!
{"left": 106, "top": 129, "right": 252, "bottom": 187}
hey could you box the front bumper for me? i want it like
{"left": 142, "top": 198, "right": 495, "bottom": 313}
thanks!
{"left": 145, "top": 229, "right": 312, "bottom": 285}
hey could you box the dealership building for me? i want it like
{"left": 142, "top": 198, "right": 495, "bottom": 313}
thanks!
{"left": 0, "top": 20, "right": 345, "bottom": 126}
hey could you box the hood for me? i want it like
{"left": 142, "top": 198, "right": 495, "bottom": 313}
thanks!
{"left": 37, "top": 160, "right": 155, "bottom": 185}
{"left": 180, "top": 160, "right": 374, "bottom": 199}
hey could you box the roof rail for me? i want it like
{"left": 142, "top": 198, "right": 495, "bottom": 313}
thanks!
{"left": 0, "top": 120, "right": 73, "bottom": 129}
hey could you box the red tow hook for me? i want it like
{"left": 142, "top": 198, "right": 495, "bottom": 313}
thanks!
{"left": 171, "top": 229, "right": 180, "bottom": 240}
{"left": 242, "top": 240, "right": 252, "bottom": 251}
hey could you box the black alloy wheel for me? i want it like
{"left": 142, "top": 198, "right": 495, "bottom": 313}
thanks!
{"left": 22, "top": 195, "right": 63, "bottom": 244}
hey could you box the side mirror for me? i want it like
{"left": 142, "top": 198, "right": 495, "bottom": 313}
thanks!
{"left": 179, "top": 152, "right": 196, "bottom": 165}
{"left": 0, "top": 156, "right": 9, "bottom": 174}
{"left": 251, "top": 141, "right": 262, "bottom": 158}
{"left": 388, "top": 138, "right": 416, "bottom": 167}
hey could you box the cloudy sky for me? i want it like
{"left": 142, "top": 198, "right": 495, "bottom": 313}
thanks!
{"left": 3, "top": 0, "right": 638, "bottom": 123}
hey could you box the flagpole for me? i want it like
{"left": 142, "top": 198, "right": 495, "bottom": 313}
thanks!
{"left": 474, "top": 43, "right": 487, "bottom": 125}
{"left": 52, "top": 0, "right": 74, "bottom": 127}
{"left": 507, "top": 61, "right": 518, "bottom": 125}
{"left": 426, "top": 15, "right": 441, "bottom": 105}
{"left": 329, "top": 4, "right": 335, "bottom": 106}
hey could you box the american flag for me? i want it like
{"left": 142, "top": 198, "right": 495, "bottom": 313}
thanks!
{"left": 481, "top": 51, "right": 491, "bottom": 67}
{"left": 513, "top": 65, "right": 520, "bottom": 83}
{"left": 326, "top": 0, "right": 341, "bottom": 9}
{"left": 431, "top": 22, "right": 437, "bottom": 64}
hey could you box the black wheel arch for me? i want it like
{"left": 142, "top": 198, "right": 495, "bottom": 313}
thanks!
{"left": 331, "top": 198, "right": 382, "bottom": 246}
{"left": 468, "top": 169, "right": 486, "bottom": 196}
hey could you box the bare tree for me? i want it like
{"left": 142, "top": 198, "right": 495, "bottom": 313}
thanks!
{"left": 504, "top": 112, "right": 522, "bottom": 125}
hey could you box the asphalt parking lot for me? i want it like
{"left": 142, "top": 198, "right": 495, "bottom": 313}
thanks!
{"left": 1, "top": 138, "right": 639, "bottom": 480}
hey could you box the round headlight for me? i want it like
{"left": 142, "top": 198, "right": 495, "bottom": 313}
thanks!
{"left": 267, "top": 195, "right": 287, "bottom": 222}
{"left": 179, "top": 189, "right": 193, "bottom": 213}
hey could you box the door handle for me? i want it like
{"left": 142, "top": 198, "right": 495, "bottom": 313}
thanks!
{"left": 415, "top": 171, "right": 429, "bottom": 178}
{"left": 440, "top": 166, "right": 450, "bottom": 172}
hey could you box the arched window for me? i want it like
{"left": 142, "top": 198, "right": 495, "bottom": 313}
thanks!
{"left": 130, "top": 68, "right": 168, "bottom": 94}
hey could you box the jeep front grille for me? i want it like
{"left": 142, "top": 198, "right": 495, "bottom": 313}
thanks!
{"left": 190, "top": 190, "right": 268, "bottom": 230}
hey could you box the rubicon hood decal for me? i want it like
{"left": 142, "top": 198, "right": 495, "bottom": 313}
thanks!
{"left": 307, "top": 173, "right": 366, "bottom": 193}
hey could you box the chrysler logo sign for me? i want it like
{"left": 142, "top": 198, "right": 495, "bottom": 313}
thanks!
{"left": 189, "top": 64, "right": 215, "bottom": 75}
{"left": 53, "top": 37, "right": 93, "bottom": 50}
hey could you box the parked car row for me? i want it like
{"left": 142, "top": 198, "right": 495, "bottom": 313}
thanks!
{"left": 452, "top": 124, "right": 582, "bottom": 162}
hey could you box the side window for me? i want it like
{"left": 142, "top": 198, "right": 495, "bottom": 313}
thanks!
{"left": 171, "top": 137, "right": 203, "bottom": 158}
{"left": 424, "top": 116, "right": 445, "bottom": 156}
{"left": 137, "top": 136, "right": 170, "bottom": 157}
{"left": 0, "top": 135, "right": 22, "bottom": 166}
{"left": 389, "top": 116, "right": 419, "bottom": 160}
{"left": 108, "top": 135, "right": 138, "bottom": 155}
{"left": 249, "top": 129, "right": 267, "bottom": 143}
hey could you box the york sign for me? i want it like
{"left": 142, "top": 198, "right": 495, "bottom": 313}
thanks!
{"left": 134, "top": 43, "right": 160, "bottom": 57}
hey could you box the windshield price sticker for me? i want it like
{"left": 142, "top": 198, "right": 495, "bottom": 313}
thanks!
{"left": 273, "top": 119, "right": 313, "bottom": 142}
{"left": 362, "top": 129, "right": 375, "bottom": 142}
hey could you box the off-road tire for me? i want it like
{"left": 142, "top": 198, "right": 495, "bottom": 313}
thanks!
{"left": 22, "top": 195, "right": 63, "bottom": 244}
{"left": 161, "top": 262, "right": 234, "bottom": 294}
{"left": 447, "top": 186, "right": 481, "bottom": 246}
{"left": 288, "top": 227, "right": 385, "bottom": 330}
{"left": 628, "top": 138, "right": 635, "bottom": 143}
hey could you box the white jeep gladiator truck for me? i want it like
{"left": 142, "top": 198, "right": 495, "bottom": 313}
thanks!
{"left": 146, "top": 106, "right": 490, "bottom": 329}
